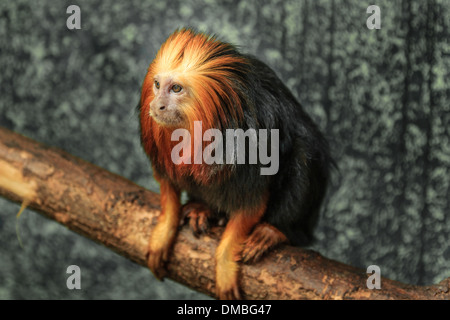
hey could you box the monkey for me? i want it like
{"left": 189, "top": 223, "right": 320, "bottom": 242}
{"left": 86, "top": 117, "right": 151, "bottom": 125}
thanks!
{"left": 139, "top": 28, "right": 333, "bottom": 300}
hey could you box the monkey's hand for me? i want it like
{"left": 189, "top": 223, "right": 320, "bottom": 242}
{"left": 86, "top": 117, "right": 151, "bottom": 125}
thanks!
{"left": 215, "top": 215, "right": 243, "bottom": 300}
{"left": 216, "top": 255, "right": 241, "bottom": 300}
{"left": 214, "top": 205, "right": 266, "bottom": 300}
{"left": 181, "top": 201, "right": 212, "bottom": 236}
{"left": 147, "top": 218, "right": 177, "bottom": 280}
{"left": 147, "top": 180, "right": 181, "bottom": 280}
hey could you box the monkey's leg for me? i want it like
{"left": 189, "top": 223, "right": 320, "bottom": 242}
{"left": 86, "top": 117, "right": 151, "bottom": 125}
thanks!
{"left": 147, "top": 179, "right": 180, "bottom": 280}
{"left": 241, "top": 223, "right": 288, "bottom": 264}
{"left": 215, "top": 200, "right": 267, "bottom": 300}
{"left": 181, "top": 201, "right": 212, "bottom": 236}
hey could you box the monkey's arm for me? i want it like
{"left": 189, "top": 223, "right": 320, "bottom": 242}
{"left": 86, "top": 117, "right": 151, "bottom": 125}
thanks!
{"left": 147, "top": 177, "right": 181, "bottom": 279}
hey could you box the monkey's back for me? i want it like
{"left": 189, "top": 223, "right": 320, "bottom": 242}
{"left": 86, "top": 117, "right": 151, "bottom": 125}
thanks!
{"left": 243, "top": 56, "right": 332, "bottom": 245}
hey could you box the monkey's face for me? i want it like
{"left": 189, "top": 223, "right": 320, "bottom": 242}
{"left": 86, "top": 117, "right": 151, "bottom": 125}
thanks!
{"left": 149, "top": 73, "right": 189, "bottom": 128}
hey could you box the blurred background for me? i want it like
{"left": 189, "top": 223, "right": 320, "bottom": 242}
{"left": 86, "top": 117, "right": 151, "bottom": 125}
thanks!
{"left": 0, "top": 0, "right": 449, "bottom": 299}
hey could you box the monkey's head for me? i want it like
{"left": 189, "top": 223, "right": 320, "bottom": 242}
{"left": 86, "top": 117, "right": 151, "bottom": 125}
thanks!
{"left": 140, "top": 28, "right": 249, "bottom": 132}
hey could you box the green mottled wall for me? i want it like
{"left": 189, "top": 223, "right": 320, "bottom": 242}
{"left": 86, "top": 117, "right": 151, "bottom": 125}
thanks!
{"left": 0, "top": 0, "right": 448, "bottom": 299}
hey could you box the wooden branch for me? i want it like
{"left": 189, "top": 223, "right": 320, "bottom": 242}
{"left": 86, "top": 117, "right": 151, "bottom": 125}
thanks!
{"left": 0, "top": 126, "right": 448, "bottom": 300}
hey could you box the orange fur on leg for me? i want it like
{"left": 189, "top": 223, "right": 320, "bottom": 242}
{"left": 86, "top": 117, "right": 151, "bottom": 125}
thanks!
{"left": 215, "top": 197, "right": 267, "bottom": 300}
{"left": 147, "top": 179, "right": 181, "bottom": 280}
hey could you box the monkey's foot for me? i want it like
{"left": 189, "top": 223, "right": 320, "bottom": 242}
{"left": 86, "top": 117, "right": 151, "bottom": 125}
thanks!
{"left": 241, "top": 223, "right": 288, "bottom": 264}
{"left": 181, "top": 202, "right": 212, "bottom": 236}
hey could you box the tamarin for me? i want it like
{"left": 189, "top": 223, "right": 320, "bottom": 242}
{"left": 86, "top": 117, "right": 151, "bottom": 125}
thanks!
{"left": 139, "top": 28, "right": 332, "bottom": 299}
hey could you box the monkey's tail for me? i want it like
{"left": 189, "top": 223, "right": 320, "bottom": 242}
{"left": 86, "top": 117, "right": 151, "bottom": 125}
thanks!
{"left": 15, "top": 200, "right": 28, "bottom": 249}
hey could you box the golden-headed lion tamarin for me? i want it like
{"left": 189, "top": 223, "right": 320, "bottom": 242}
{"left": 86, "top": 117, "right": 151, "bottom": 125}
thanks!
{"left": 139, "top": 28, "right": 332, "bottom": 299}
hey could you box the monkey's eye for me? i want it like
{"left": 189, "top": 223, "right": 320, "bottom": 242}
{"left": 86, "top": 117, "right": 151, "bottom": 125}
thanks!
{"left": 154, "top": 80, "right": 160, "bottom": 89}
{"left": 171, "top": 84, "right": 182, "bottom": 93}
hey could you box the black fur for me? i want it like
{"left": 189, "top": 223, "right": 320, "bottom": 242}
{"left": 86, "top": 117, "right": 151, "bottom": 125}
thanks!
{"left": 246, "top": 56, "right": 332, "bottom": 246}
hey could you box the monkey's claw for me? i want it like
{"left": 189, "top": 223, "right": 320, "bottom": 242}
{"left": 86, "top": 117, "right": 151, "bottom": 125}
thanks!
{"left": 181, "top": 202, "right": 212, "bottom": 236}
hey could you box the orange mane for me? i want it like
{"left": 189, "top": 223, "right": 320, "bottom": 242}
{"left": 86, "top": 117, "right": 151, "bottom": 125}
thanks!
{"left": 140, "top": 28, "right": 249, "bottom": 184}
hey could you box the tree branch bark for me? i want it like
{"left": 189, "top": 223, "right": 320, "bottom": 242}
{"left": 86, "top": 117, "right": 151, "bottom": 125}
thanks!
{"left": 0, "top": 126, "right": 448, "bottom": 300}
